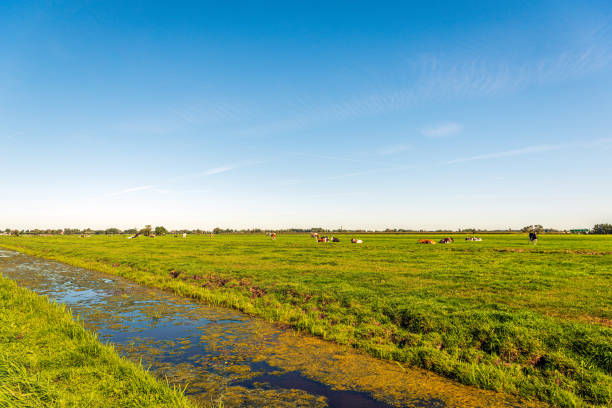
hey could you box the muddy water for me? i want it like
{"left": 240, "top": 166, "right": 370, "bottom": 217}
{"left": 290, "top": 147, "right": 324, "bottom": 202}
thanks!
{"left": 0, "top": 249, "right": 537, "bottom": 408}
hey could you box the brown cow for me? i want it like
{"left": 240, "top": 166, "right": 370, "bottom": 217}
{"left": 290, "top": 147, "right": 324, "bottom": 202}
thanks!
{"left": 418, "top": 239, "right": 436, "bottom": 244}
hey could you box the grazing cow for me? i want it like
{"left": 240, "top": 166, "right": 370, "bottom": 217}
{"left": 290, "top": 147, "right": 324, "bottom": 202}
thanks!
{"left": 529, "top": 232, "right": 538, "bottom": 245}
{"left": 318, "top": 236, "right": 329, "bottom": 243}
{"left": 331, "top": 236, "right": 340, "bottom": 242}
{"left": 182, "top": 233, "right": 187, "bottom": 238}
{"left": 439, "top": 237, "right": 454, "bottom": 244}
{"left": 351, "top": 238, "right": 363, "bottom": 244}
{"left": 418, "top": 239, "right": 436, "bottom": 244}
{"left": 311, "top": 232, "right": 319, "bottom": 239}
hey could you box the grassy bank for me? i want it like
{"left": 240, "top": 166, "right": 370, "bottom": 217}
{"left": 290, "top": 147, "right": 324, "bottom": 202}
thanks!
{"left": 0, "top": 234, "right": 610, "bottom": 407}
{"left": 0, "top": 273, "right": 196, "bottom": 408}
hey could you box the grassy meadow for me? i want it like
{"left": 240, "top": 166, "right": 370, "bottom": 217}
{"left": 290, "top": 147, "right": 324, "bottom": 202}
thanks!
{"left": 0, "top": 273, "right": 196, "bottom": 408}
{"left": 0, "top": 233, "right": 610, "bottom": 407}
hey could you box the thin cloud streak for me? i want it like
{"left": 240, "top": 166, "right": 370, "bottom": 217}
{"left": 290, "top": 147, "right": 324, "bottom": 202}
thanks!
{"left": 203, "top": 165, "right": 234, "bottom": 176}
{"left": 150, "top": 188, "right": 210, "bottom": 195}
{"left": 377, "top": 143, "right": 412, "bottom": 155}
{"left": 102, "top": 160, "right": 265, "bottom": 200}
{"left": 294, "top": 152, "right": 365, "bottom": 164}
{"left": 105, "top": 185, "right": 154, "bottom": 197}
{"left": 234, "top": 44, "right": 612, "bottom": 139}
{"left": 292, "top": 152, "right": 392, "bottom": 167}
{"left": 280, "top": 164, "right": 416, "bottom": 187}
{"left": 444, "top": 138, "right": 612, "bottom": 165}
{"left": 171, "top": 160, "right": 266, "bottom": 182}
{"left": 2, "top": 132, "right": 22, "bottom": 141}
{"left": 422, "top": 123, "right": 463, "bottom": 138}
{"left": 103, "top": 186, "right": 210, "bottom": 199}
{"left": 445, "top": 144, "right": 565, "bottom": 164}
{"left": 299, "top": 191, "right": 365, "bottom": 200}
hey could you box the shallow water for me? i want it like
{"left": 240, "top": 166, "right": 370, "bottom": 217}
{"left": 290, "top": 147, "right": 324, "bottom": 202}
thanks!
{"left": 0, "top": 249, "right": 538, "bottom": 407}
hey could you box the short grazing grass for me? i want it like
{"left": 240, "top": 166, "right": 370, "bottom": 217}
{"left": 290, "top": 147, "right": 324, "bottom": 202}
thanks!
{"left": 0, "top": 274, "right": 195, "bottom": 408}
{"left": 0, "top": 233, "right": 611, "bottom": 407}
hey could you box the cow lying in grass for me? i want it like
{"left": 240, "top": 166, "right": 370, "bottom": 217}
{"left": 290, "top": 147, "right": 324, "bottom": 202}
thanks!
{"left": 439, "top": 237, "right": 454, "bottom": 244}
{"left": 465, "top": 237, "right": 482, "bottom": 241}
{"left": 351, "top": 238, "right": 363, "bottom": 244}
{"left": 317, "top": 236, "right": 340, "bottom": 243}
{"left": 418, "top": 239, "right": 436, "bottom": 244}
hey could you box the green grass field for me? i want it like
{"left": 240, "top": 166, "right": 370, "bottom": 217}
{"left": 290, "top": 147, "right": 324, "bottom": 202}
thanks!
{"left": 1, "top": 233, "right": 610, "bottom": 407}
{"left": 0, "top": 273, "right": 196, "bottom": 408}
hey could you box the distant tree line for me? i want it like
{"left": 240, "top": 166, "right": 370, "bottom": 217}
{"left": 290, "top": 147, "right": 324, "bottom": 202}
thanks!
{"left": 591, "top": 224, "right": 612, "bottom": 234}
{"left": 0, "top": 226, "right": 174, "bottom": 236}
{"left": 2, "top": 224, "right": 610, "bottom": 235}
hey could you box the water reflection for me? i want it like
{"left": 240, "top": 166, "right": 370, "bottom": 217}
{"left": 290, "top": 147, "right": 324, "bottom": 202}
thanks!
{"left": 0, "top": 249, "right": 538, "bottom": 408}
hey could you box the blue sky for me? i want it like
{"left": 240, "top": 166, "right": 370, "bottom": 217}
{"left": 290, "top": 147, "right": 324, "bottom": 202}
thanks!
{"left": 1, "top": 1, "right": 611, "bottom": 230}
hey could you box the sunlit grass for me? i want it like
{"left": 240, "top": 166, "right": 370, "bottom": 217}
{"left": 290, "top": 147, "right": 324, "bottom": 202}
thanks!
{"left": 1, "top": 233, "right": 611, "bottom": 407}
{"left": 0, "top": 274, "right": 196, "bottom": 408}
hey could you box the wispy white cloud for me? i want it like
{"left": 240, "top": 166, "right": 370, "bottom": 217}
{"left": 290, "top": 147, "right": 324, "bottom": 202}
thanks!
{"left": 105, "top": 185, "right": 154, "bottom": 197}
{"left": 103, "top": 186, "right": 210, "bottom": 198}
{"left": 422, "top": 123, "right": 463, "bottom": 138}
{"left": 2, "top": 131, "right": 22, "bottom": 140}
{"left": 444, "top": 137, "right": 612, "bottom": 165}
{"left": 115, "top": 99, "right": 246, "bottom": 136}
{"left": 299, "top": 191, "right": 365, "bottom": 200}
{"left": 170, "top": 160, "right": 266, "bottom": 182}
{"left": 414, "top": 45, "right": 612, "bottom": 100}
{"left": 280, "top": 164, "right": 416, "bottom": 187}
{"left": 292, "top": 152, "right": 396, "bottom": 167}
{"left": 445, "top": 144, "right": 564, "bottom": 165}
{"left": 203, "top": 165, "right": 234, "bottom": 176}
{"left": 294, "top": 152, "right": 364, "bottom": 164}
{"left": 168, "top": 99, "right": 244, "bottom": 126}
{"left": 234, "top": 42, "right": 612, "bottom": 139}
{"left": 583, "top": 137, "right": 612, "bottom": 149}
{"left": 107, "top": 25, "right": 612, "bottom": 143}
{"left": 149, "top": 188, "right": 210, "bottom": 195}
{"left": 377, "top": 143, "right": 412, "bottom": 155}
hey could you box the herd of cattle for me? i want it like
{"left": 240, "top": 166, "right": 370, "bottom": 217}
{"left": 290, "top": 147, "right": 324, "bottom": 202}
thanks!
{"left": 308, "top": 233, "right": 480, "bottom": 245}
{"left": 418, "top": 237, "right": 482, "bottom": 244}
{"left": 127, "top": 231, "right": 483, "bottom": 245}
{"left": 310, "top": 232, "right": 363, "bottom": 244}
